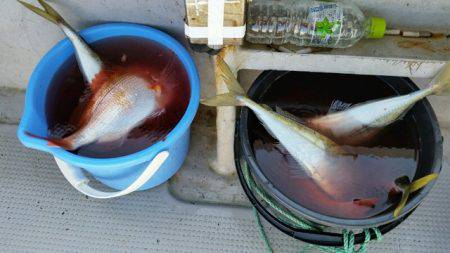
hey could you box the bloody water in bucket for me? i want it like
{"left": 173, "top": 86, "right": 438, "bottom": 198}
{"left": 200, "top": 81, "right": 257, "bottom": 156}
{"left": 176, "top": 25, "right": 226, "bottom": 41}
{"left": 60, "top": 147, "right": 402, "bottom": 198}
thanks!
{"left": 45, "top": 36, "right": 190, "bottom": 158}
{"left": 248, "top": 73, "right": 419, "bottom": 219}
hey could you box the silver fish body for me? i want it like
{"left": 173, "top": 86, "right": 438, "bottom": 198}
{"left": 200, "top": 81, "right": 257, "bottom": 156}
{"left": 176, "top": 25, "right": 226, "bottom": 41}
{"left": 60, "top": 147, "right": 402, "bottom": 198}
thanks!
{"left": 64, "top": 75, "right": 159, "bottom": 150}
{"left": 59, "top": 24, "right": 103, "bottom": 83}
{"left": 308, "top": 62, "right": 450, "bottom": 144}
{"left": 202, "top": 57, "right": 440, "bottom": 205}
{"left": 19, "top": 0, "right": 103, "bottom": 83}
{"left": 202, "top": 57, "right": 356, "bottom": 198}
{"left": 309, "top": 88, "right": 434, "bottom": 139}
{"left": 241, "top": 96, "right": 376, "bottom": 201}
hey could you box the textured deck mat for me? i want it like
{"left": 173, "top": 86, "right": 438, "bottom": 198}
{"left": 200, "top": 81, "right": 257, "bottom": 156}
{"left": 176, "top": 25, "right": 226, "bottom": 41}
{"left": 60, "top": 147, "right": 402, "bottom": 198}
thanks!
{"left": 1, "top": 123, "right": 450, "bottom": 252}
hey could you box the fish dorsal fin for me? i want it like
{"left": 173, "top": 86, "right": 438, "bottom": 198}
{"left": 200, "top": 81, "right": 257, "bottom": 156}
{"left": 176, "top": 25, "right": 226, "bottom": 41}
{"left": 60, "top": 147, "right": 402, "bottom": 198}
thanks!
{"left": 275, "top": 106, "right": 304, "bottom": 124}
{"left": 328, "top": 99, "right": 352, "bottom": 114}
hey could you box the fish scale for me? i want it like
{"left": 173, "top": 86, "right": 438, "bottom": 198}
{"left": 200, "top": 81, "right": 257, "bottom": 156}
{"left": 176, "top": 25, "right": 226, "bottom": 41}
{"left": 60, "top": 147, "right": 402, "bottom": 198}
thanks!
{"left": 66, "top": 73, "right": 160, "bottom": 150}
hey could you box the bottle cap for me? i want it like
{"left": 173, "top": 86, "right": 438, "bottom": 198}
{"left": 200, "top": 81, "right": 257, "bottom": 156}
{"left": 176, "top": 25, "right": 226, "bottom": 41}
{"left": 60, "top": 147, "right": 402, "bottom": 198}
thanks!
{"left": 367, "top": 17, "right": 386, "bottom": 39}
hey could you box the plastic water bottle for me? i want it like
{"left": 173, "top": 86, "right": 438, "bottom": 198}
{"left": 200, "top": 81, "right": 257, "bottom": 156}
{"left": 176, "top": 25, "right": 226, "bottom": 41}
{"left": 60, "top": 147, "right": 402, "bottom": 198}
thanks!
{"left": 246, "top": 0, "right": 386, "bottom": 48}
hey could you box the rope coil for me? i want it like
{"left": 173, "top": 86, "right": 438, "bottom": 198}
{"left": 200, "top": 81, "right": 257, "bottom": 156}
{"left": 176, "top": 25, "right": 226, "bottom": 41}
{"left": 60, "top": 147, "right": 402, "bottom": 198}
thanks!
{"left": 242, "top": 161, "right": 382, "bottom": 253}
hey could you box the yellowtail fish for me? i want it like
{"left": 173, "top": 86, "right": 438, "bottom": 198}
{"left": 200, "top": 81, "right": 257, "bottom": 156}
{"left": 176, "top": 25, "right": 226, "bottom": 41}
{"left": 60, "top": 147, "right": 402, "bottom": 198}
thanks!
{"left": 306, "top": 62, "right": 450, "bottom": 145}
{"left": 18, "top": 0, "right": 103, "bottom": 83}
{"left": 203, "top": 58, "right": 439, "bottom": 212}
{"left": 20, "top": 1, "right": 166, "bottom": 150}
{"left": 202, "top": 57, "right": 375, "bottom": 202}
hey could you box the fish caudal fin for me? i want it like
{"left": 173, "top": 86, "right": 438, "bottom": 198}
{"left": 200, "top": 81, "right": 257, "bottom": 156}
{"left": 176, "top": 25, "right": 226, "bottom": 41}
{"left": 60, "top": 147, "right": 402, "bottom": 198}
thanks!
{"left": 25, "top": 132, "right": 75, "bottom": 151}
{"left": 215, "top": 56, "right": 245, "bottom": 95}
{"left": 18, "top": 0, "right": 68, "bottom": 26}
{"left": 201, "top": 56, "right": 247, "bottom": 107}
{"left": 431, "top": 62, "right": 450, "bottom": 95}
{"left": 394, "top": 173, "right": 438, "bottom": 218}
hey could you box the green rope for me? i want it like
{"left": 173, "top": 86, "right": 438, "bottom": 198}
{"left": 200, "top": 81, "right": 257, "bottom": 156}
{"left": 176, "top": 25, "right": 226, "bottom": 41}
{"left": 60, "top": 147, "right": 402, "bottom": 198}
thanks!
{"left": 242, "top": 161, "right": 321, "bottom": 231}
{"left": 301, "top": 244, "right": 315, "bottom": 253}
{"left": 253, "top": 207, "right": 274, "bottom": 253}
{"left": 242, "top": 160, "right": 383, "bottom": 253}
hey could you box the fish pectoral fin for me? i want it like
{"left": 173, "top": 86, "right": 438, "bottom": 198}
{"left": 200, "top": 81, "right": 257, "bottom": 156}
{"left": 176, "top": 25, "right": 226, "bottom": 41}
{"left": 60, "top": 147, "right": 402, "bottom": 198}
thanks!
{"left": 328, "top": 99, "right": 352, "bottom": 114}
{"left": 148, "top": 83, "right": 162, "bottom": 96}
{"left": 351, "top": 123, "right": 378, "bottom": 136}
{"left": 272, "top": 142, "right": 312, "bottom": 179}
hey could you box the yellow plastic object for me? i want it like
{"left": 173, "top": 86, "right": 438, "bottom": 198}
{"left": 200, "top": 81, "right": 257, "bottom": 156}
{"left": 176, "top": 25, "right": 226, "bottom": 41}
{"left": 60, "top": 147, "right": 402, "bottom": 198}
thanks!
{"left": 367, "top": 17, "right": 386, "bottom": 39}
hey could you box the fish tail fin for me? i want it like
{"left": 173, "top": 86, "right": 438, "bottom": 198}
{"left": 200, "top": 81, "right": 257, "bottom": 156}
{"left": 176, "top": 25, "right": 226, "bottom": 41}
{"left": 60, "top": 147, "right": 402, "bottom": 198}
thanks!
{"left": 394, "top": 173, "right": 438, "bottom": 218}
{"left": 431, "top": 62, "right": 450, "bottom": 95}
{"left": 216, "top": 56, "right": 246, "bottom": 96}
{"left": 18, "top": 0, "right": 67, "bottom": 25}
{"left": 201, "top": 56, "right": 247, "bottom": 107}
{"left": 25, "top": 131, "right": 75, "bottom": 151}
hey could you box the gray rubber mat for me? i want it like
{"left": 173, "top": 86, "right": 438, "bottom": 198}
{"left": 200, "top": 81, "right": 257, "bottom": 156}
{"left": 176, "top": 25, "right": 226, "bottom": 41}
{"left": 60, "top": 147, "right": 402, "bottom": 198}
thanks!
{"left": 2, "top": 123, "right": 450, "bottom": 252}
{"left": 0, "top": 124, "right": 306, "bottom": 252}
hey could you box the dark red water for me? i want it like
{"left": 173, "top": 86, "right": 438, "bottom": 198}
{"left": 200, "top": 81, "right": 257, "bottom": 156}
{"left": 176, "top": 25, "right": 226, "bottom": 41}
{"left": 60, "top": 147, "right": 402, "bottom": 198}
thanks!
{"left": 45, "top": 36, "right": 190, "bottom": 158}
{"left": 248, "top": 73, "right": 419, "bottom": 219}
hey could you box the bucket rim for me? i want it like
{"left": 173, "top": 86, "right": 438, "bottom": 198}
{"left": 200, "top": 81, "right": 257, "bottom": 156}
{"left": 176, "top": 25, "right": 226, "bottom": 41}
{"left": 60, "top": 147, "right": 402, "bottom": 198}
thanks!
{"left": 17, "top": 22, "right": 200, "bottom": 169}
{"left": 237, "top": 70, "right": 443, "bottom": 228}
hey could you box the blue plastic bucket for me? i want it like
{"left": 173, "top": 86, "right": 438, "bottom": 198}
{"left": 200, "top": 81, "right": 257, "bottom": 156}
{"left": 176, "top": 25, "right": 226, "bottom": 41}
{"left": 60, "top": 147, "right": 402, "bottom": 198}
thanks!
{"left": 17, "top": 23, "right": 200, "bottom": 195}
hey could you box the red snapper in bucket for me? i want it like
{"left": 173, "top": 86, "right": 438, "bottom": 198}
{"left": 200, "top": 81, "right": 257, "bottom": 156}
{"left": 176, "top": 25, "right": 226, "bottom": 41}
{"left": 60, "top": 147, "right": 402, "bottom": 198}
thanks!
{"left": 19, "top": 0, "right": 169, "bottom": 150}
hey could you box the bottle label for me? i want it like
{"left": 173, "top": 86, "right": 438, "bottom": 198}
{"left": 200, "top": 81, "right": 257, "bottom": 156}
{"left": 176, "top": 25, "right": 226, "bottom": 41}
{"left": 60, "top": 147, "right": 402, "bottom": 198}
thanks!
{"left": 307, "top": 3, "right": 343, "bottom": 44}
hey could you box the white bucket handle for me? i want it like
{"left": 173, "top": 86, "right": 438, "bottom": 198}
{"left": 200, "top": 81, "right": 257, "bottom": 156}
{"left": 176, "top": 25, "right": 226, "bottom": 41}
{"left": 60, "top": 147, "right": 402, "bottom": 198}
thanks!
{"left": 54, "top": 151, "right": 169, "bottom": 199}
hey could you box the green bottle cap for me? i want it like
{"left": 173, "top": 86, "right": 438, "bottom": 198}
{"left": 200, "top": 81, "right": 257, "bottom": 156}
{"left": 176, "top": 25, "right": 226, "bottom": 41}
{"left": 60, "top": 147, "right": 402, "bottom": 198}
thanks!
{"left": 367, "top": 17, "right": 386, "bottom": 39}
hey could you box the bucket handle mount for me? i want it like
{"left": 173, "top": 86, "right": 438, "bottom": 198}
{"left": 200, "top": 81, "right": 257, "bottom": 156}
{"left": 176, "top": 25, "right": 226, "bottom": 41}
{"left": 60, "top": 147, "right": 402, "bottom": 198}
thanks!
{"left": 54, "top": 151, "right": 169, "bottom": 199}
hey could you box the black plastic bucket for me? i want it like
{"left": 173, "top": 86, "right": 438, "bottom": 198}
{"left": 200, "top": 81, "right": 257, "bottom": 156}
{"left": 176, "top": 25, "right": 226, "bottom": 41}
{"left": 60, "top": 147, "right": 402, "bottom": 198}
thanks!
{"left": 235, "top": 71, "right": 443, "bottom": 246}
